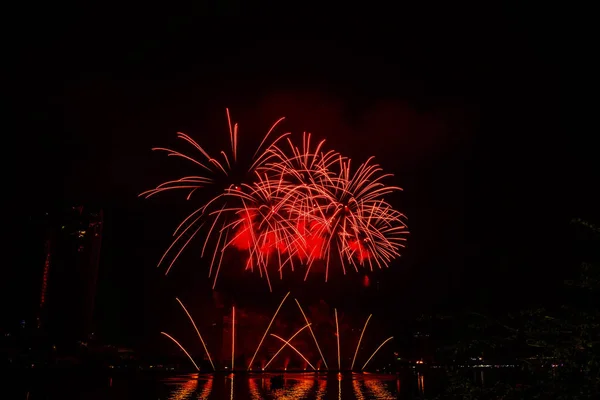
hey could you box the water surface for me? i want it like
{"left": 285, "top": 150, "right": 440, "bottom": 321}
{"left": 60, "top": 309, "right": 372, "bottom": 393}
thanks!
{"left": 17, "top": 371, "right": 447, "bottom": 399}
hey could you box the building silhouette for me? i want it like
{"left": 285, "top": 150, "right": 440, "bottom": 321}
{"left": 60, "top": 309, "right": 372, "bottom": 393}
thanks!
{"left": 37, "top": 206, "right": 103, "bottom": 346}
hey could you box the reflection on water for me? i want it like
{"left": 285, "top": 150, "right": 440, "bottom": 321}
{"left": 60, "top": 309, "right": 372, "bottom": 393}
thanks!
{"left": 248, "top": 377, "right": 261, "bottom": 400}
{"left": 364, "top": 379, "right": 396, "bottom": 399}
{"left": 165, "top": 376, "right": 197, "bottom": 400}
{"left": 353, "top": 379, "right": 366, "bottom": 400}
{"left": 201, "top": 377, "right": 213, "bottom": 400}
{"left": 165, "top": 373, "right": 400, "bottom": 400}
{"left": 275, "top": 376, "right": 314, "bottom": 400}
{"left": 480, "top": 370, "right": 485, "bottom": 387}
{"left": 316, "top": 378, "right": 326, "bottom": 400}
{"left": 164, "top": 374, "right": 214, "bottom": 400}
{"left": 19, "top": 370, "right": 485, "bottom": 399}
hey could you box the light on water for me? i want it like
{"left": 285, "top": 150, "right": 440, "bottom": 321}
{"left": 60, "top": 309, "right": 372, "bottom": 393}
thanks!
{"left": 18, "top": 369, "right": 514, "bottom": 399}
{"left": 163, "top": 373, "right": 401, "bottom": 400}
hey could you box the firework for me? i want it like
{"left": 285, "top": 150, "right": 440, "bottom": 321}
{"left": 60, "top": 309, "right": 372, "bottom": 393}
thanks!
{"left": 263, "top": 323, "right": 311, "bottom": 370}
{"left": 361, "top": 336, "right": 394, "bottom": 371}
{"left": 218, "top": 173, "right": 301, "bottom": 289}
{"left": 160, "top": 331, "right": 199, "bottom": 371}
{"left": 298, "top": 157, "right": 408, "bottom": 280}
{"left": 351, "top": 314, "right": 372, "bottom": 370}
{"left": 335, "top": 308, "right": 341, "bottom": 370}
{"left": 270, "top": 332, "right": 316, "bottom": 370}
{"left": 164, "top": 293, "right": 393, "bottom": 371}
{"left": 247, "top": 291, "right": 290, "bottom": 370}
{"left": 295, "top": 298, "right": 328, "bottom": 369}
{"left": 143, "top": 108, "right": 408, "bottom": 286}
{"left": 176, "top": 298, "right": 215, "bottom": 371}
{"left": 141, "top": 109, "right": 289, "bottom": 288}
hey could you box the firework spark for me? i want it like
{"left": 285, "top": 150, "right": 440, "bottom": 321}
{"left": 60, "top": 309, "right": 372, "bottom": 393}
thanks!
{"left": 295, "top": 298, "right": 329, "bottom": 370}
{"left": 263, "top": 323, "right": 311, "bottom": 370}
{"left": 247, "top": 291, "right": 290, "bottom": 370}
{"left": 175, "top": 298, "right": 215, "bottom": 371}
{"left": 301, "top": 157, "right": 408, "bottom": 280}
{"left": 361, "top": 336, "right": 394, "bottom": 371}
{"left": 160, "top": 332, "right": 199, "bottom": 371}
{"left": 351, "top": 314, "right": 372, "bottom": 370}
{"left": 270, "top": 333, "right": 316, "bottom": 370}
{"left": 335, "top": 308, "right": 341, "bottom": 370}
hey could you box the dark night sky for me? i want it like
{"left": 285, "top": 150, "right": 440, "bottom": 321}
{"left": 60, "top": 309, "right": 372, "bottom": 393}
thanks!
{"left": 4, "top": 4, "right": 594, "bottom": 347}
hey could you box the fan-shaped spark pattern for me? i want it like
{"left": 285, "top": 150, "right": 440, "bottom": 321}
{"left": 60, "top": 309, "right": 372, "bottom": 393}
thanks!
{"left": 143, "top": 109, "right": 408, "bottom": 287}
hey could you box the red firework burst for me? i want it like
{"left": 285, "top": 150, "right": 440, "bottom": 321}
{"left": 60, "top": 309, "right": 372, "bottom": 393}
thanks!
{"left": 142, "top": 108, "right": 408, "bottom": 288}
{"left": 140, "top": 109, "right": 289, "bottom": 288}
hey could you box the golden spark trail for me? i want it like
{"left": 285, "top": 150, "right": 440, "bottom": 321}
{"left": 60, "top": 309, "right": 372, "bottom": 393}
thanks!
{"left": 335, "top": 308, "right": 341, "bottom": 370}
{"left": 270, "top": 333, "right": 316, "bottom": 370}
{"left": 350, "top": 314, "right": 372, "bottom": 370}
{"left": 263, "top": 323, "right": 311, "bottom": 370}
{"left": 175, "top": 298, "right": 215, "bottom": 371}
{"left": 295, "top": 298, "right": 328, "bottom": 369}
{"left": 160, "top": 332, "right": 199, "bottom": 371}
{"left": 361, "top": 336, "right": 394, "bottom": 371}
{"left": 247, "top": 292, "right": 290, "bottom": 370}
